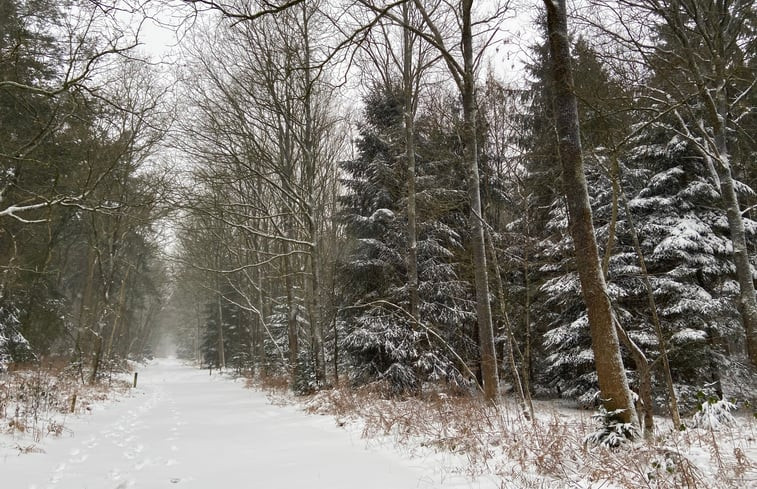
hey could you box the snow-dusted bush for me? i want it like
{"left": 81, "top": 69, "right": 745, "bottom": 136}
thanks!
{"left": 0, "top": 303, "right": 33, "bottom": 371}
{"left": 585, "top": 407, "right": 640, "bottom": 448}
{"left": 691, "top": 397, "right": 737, "bottom": 430}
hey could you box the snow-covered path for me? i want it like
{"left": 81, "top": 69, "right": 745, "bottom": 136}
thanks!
{"left": 2, "top": 359, "right": 497, "bottom": 489}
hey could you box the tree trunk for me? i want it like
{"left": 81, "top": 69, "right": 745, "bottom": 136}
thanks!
{"left": 301, "top": 4, "right": 326, "bottom": 384}
{"left": 88, "top": 333, "right": 103, "bottom": 385}
{"left": 461, "top": 0, "right": 499, "bottom": 402}
{"left": 613, "top": 318, "right": 654, "bottom": 437}
{"left": 716, "top": 154, "right": 757, "bottom": 367}
{"left": 543, "top": 0, "right": 637, "bottom": 425}
{"left": 402, "top": 1, "right": 420, "bottom": 321}
{"left": 601, "top": 155, "right": 655, "bottom": 436}
{"left": 216, "top": 280, "right": 226, "bottom": 370}
{"left": 306, "top": 243, "right": 325, "bottom": 382}
{"left": 76, "top": 248, "right": 98, "bottom": 373}
{"left": 523, "top": 243, "right": 533, "bottom": 398}
{"left": 486, "top": 229, "right": 533, "bottom": 419}
{"left": 285, "top": 252, "right": 299, "bottom": 385}
{"left": 105, "top": 268, "right": 130, "bottom": 363}
{"left": 195, "top": 302, "right": 202, "bottom": 366}
{"left": 615, "top": 165, "right": 682, "bottom": 428}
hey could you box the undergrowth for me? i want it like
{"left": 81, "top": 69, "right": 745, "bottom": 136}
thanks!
{"left": 0, "top": 358, "right": 131, "bottom": 448}
{"left": 247, "top": 378, "right": 757, "bottom": 489}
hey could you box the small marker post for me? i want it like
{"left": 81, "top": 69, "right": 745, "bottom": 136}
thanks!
{"left": 133, "top": 372, "right": 138, "bottom": 388}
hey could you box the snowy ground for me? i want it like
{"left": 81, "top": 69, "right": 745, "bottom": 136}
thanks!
{"left": 1, "top": 358, "right": 499, "bottom": 489}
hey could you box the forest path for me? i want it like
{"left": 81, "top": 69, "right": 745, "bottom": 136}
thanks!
{"left": 2, "top": 359, "right": 494, "bottom": 489}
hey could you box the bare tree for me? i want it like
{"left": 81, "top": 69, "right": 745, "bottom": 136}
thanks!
{"left": 408, "top": 0, "right": 510, "bottom": 402}
{"left": 174, "top": 5, "right": 345, "bottom": 384}
{"left": 349, "top": 2, "right": 441, "bottom": 320}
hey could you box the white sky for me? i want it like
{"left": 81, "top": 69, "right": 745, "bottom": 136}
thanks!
{"left": 128, "top": 1, "right": 539, "bottom": 85}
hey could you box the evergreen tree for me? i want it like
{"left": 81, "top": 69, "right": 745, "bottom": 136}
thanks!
{"left": 513, "top": 36, "right": 630, "bottom": 402}
{"left": 201, "top": 285, "right": 254, "bottom": 371}
{"left": 0, "top": 0, "right": 68, "bottom": 365}
{"left": 338, "top": 86, "right": 474, "bottom": 394}
{"left": 615, "top": 125, "right": 755, "bottom": 407}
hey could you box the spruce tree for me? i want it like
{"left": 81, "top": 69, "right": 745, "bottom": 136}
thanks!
{"left": 338, "top": 86, "right": 474, "bottom": 393}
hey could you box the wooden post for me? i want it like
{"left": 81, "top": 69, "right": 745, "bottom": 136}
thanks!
{"left": 133, "top": 372, "right": 138, "bottom": 388}
{"left": 70, "top": 393, "right": 77, "bottom": 413}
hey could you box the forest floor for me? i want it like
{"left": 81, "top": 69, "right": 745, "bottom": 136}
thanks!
{"left": 270, "top": 376, "right": 757, "bottom": 488}
{"left": 0, "top": 358, "right": 498, "bottom": 488}
{"left": 1, "top": 359, "right": 755, "bottom": 488}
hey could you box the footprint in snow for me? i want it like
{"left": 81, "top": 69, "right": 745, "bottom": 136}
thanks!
{"left": 123, "top": 444, "right": 144, "bottom": 459}
{"left": 70, "top": 453, "right": 88, "bottom": 464}
{"left": 113, "top": 481, "right": 134, "bottom": 489}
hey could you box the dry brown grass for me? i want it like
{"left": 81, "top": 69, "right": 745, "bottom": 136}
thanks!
{"left": 1, "top": 358, "right": 132, "bottom": 445}
{"left": 293, "top": 384, "right": 757, "bottom": 488}
{"left": 249, "top": 371, "right": 290, "bottom": 392}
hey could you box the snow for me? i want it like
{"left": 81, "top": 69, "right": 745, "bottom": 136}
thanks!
{"left": 370, "top": 208, "right": 395, "bottom": 223}
{"left": 0, "top": 358, "right": 496, "bottom": 489}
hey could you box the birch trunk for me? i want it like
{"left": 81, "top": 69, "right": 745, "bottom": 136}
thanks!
{"left": 301, "top": 4, "right": 326, "bottom": 383}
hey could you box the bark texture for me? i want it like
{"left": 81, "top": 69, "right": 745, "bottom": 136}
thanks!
{"left": 461, "top": 0, "right": 499, "bottom": 402}
{"left": 719, "top": 165, "right": 757, "bottom": 366}
{"left": 543, "top": 0, "right": 637, "bottom": 424}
